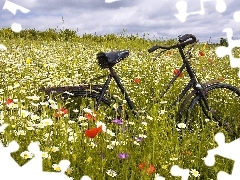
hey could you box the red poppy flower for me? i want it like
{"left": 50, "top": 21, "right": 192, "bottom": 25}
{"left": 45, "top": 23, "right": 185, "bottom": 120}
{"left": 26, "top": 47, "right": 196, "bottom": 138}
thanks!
{"left": 208, "top": 58, "right": 213, "bottom": 63}
{"left": 138, "top": 162, "right": 156, "bottom": 174}
{"left": 138, "top": 163, "right": 144, "bottom": 170}
{"left": 219, "top": 77, "right": 225, "bottom": 81}
{"left": 85, "top": 125, "right": 102, "bottom": 138}
{"left": 6, "top": 98, "right": 13, "bottom": 105}
{"left": 85, "top": 112, "right": 97, "bottom": 120}
{"left": 173, "top": 69, "right": 183, "bottom": 78}
{"left": 55, "top": 107, "right": 68, "bottom": 117}
{"left": 134, "top": 78, "right": 140, "bottom": 84}
{"left": 199, "top": 51, "right": 205, "bottom": 56}
{"left": 182, "top": 150, "right": 192, "bottom": 156}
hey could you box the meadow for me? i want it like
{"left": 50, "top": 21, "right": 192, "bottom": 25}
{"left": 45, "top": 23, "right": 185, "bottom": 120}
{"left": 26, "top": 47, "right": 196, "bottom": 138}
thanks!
{"left": 0, "top": 29, "right": 239, "bottom": 179}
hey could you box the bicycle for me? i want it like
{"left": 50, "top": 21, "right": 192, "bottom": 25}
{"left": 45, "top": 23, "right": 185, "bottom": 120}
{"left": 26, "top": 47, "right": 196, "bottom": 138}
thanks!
{"left": 41, "top": 34, "right": 240, "bottom": 136}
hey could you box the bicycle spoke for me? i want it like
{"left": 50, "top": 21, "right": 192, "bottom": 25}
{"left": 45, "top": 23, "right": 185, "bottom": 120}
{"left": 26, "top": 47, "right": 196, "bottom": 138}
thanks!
{"left": 187, "top": 84, "right": 240, "bottom": 138}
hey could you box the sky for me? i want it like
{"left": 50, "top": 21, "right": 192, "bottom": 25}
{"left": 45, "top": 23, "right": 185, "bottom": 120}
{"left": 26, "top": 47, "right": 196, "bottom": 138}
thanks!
{"left": 0, "top": 0, "right": 240, "bottom": 43}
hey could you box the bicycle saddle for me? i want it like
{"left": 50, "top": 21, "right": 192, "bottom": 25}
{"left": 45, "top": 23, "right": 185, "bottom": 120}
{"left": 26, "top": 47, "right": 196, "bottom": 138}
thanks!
{"left": 97, "top": 50, "right": 129, "bottom": 68}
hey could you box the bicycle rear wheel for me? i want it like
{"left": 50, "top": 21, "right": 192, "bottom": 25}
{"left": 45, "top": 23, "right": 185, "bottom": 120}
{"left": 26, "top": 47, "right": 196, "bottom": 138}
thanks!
{"left": 187, "top": 83, "right": 240, "bottom": 136}
{"left": 41, "top": 86, "right": 123, "bottom": 122}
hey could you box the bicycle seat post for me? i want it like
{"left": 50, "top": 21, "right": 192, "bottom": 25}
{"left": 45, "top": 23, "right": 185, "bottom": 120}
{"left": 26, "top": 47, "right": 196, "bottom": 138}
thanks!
{"left": 108, "top": 66, "right": 135, "bottom": 112}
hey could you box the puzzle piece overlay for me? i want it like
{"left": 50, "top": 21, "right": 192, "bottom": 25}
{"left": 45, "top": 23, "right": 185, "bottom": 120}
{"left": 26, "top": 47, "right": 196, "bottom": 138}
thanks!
{"left": 175, "top": 0, "right": 227, "bottom": 22}
{"left": 154, "top": 165, "right": 190, "bottom": 179}
{"left": 0, "top": 0, "right": 121, "bottom": 50}
{"left": 0, "top": 0, "right": 30, "bottom": 50}
{"left": 0, "top": 124, "right": 190, "bottom": 180}
{"left": 233, "top": 11, "right": 240, "bottom": 22}
{"left": 2, "top": 0, "right": 30, "bottom": 32}
{"left": 175, "top": 0, "right": 240, "bottom": 77}
{"left": 0, "top": 1, "right": 239, "bottom": 179}
{"left": 216, "top": 28, "right": 240, "bottom": 77}
{"left": 175, "top": 0, "right": 240, "bottom": 173}
{"left": 204, "top": 132, "right": 240, "bottom": 179}
{"left": 0, "top": 124, "right": 190, "bottom": 179}
{"left": 0, "top": 141, "right": 71, "bottom": 179}
{"left": 105, "top": 0, "right": 121, "bottom": 3}
{"left": 171, "top": 165, "right": 190, "bottom": 180}
{"left": 5, "top": 124, "right": 237, "bottom": 180}
{"left": 0, "top": 124, "right": 91, "bottom": 179}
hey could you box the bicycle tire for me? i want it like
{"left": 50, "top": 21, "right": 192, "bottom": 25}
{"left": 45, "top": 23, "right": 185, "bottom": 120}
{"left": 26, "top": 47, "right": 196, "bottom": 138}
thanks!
{"left": 41, "top": 86, "right": 123, "bottom": 122}
{"left": 186, "top": 83, "right": 240, "bottom": 136}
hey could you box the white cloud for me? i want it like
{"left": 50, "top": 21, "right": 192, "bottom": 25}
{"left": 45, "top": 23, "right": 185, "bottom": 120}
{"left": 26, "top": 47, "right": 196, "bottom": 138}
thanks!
{"left": 1, "top": 0, "right": 240, "bottom": 42}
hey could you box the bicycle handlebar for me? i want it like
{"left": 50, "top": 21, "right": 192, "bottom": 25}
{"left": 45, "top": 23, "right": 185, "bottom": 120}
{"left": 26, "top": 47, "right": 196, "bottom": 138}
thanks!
{"left": 179, "top": 34, "right": 196, "bottom": 42}
{"left": 148, "top": 34, "right": 197, "bottom": 53}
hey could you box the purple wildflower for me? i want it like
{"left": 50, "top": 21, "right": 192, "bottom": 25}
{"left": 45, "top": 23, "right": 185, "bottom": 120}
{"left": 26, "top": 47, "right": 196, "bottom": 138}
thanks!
{"left": 101, "top": 154, "right": 105, "bottom": 159}
{"left": 118, "top": 153, "right": 130, "bottom": 159}
{"left": 111, "top": 118, "right": 123, "bottom": 125}
{"left": 122, "top": 126, "right": 127, "bottom": 133}
{"left": 135, "top": 137, "right": 144, "bottom": 142}
{"left": 98, "top": 152, "right": 105, "bottom": 159}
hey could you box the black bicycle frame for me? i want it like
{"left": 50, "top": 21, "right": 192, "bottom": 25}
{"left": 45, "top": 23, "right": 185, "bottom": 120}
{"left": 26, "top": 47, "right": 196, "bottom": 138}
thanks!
{"left": 162, "top": 46, "right": 202, "bottom": 107}
{"left": 95, "top": 45, "right": 210, "bottom": 117}
{"left": 95, "top": 66, "right": 136, "bottom": 115}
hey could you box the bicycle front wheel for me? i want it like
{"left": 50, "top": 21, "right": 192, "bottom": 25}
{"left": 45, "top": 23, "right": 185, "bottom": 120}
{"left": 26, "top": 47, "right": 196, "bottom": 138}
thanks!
{"left": 41, "top": 86, "right": 123, "bottom": 122}
{"left": 187, "top": 83, "right": 240, "bottom": 136}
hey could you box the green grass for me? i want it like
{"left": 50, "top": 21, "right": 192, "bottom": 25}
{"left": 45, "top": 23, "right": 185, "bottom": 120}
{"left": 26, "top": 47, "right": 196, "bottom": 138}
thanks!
{"left": 0, "top": 32, "right": 239, "bottom": 179}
